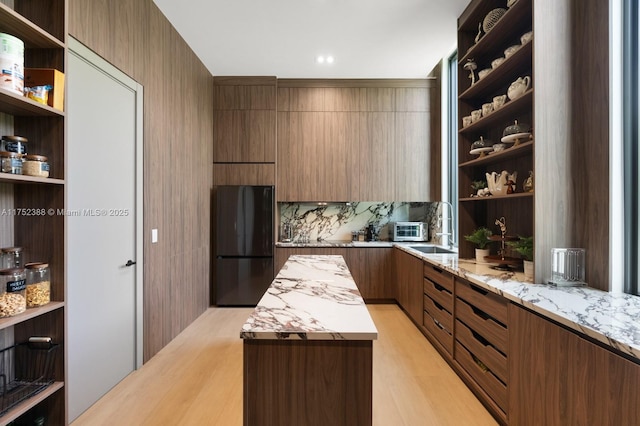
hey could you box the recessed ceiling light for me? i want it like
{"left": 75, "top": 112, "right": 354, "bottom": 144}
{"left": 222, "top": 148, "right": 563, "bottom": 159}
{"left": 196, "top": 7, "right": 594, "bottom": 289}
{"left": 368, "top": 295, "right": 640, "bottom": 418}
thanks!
{"left": 316, "top": 55, "right": 334, "bottom": 65}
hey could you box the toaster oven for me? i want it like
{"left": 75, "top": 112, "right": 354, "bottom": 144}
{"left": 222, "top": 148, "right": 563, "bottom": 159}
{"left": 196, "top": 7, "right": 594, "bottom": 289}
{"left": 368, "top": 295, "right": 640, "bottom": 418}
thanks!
{"left": 392, "top": 222, "right": 428, "bottom": 242}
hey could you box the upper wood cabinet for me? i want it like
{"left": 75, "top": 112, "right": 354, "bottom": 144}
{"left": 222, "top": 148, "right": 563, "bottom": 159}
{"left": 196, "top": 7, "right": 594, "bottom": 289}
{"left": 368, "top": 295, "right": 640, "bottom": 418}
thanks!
{"left": 213, "top": 77, "right": 276, "bottom": 163}
{"left": 276, "top": 80, "right": 437, "bottom": 202}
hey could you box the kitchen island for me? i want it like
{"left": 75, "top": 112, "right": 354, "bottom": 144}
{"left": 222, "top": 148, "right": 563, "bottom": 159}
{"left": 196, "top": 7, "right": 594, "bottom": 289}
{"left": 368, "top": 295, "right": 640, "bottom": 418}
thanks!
{"left": 240, "top": 255, "right": 378, "bottom": 426}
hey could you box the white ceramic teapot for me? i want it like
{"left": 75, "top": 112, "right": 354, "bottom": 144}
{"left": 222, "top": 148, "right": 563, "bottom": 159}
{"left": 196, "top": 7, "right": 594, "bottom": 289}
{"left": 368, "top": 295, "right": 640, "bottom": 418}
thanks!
{"left": 486, "top": 170, "right": 517, "bottom": 196}
{"left": 507, "top": 76, "right": 530, "bottom": 100}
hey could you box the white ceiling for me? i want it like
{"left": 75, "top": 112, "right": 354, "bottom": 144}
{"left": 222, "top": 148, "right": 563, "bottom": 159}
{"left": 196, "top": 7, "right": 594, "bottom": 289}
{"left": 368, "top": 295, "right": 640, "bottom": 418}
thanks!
{"left": 152, "top": 0, "right": 470, "bottom": 79}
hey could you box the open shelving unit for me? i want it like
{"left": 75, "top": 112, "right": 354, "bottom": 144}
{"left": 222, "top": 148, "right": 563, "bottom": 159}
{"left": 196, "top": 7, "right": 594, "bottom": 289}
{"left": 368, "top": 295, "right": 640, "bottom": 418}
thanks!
{"left": 457, "top": 0, "right": 534, "bottom": 265}
{"left": 0, "top": 1, "right": 67, "bottom": 424}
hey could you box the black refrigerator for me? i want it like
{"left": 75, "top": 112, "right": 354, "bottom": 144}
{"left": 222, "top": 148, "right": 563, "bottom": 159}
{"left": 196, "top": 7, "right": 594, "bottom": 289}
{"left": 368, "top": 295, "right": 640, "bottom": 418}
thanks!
{"left": 215, "top": 185, "right": 274, "bottom": 306}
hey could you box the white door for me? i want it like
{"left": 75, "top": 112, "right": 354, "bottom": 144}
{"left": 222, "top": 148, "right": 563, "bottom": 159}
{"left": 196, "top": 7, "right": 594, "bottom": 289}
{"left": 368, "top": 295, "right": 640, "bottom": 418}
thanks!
{"left": 67, "top": 38, "right": 144, "bottom": 422}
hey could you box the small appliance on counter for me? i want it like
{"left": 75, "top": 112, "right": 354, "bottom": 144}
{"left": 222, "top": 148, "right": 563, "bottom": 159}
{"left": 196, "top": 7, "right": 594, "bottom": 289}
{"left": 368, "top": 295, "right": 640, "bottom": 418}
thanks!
{"left": 391, "top": 222, "right": 428, "bottom": 242}
{"left": 215, "top": 185, "right": 274, "bottom": 306}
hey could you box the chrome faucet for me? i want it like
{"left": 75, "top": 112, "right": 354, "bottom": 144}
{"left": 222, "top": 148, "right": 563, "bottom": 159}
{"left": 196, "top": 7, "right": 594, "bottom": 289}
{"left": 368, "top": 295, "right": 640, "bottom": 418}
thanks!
{"left": 435, "top": 201, "right": 456, "bottom": 248}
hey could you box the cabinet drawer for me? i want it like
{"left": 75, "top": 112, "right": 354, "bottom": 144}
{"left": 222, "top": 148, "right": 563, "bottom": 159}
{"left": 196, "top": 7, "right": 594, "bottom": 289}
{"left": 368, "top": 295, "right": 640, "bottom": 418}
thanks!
{"left": 455, "top": 341, "right": 507, "bottom": 413}
{"left": 455, "top": 319, "right": 507, "bottom": 383}
{"left": 423, "top": 294, "right": 452, "bottom": 332}
{"left": 423, "top": 311, "right": 453, "bottom": 354}
{"left": 456, "top": 298, "right": 508, "bottom": 354}
{"left": 423, "top": 263, "right": 453, "bottom": 292}
{"left": 423, "top": 277, "right": 453, "bottom": 311}
{"left": 456, "top": 279, "right": 508, "bottom": 325}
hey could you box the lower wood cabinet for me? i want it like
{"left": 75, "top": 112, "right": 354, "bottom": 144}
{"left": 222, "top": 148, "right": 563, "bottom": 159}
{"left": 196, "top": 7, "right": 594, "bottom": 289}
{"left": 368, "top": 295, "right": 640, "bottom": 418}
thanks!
{"left": 509, "top": 304, "right": 640, "bottom": 425}
{"left": 422, "top": 262, "right": 454, "bottom": 355}
{"left": 393, "top": 248, "right": 423, "bottom": 324}
{"left": 275, "top": 247, "right": 393, "bottom": 300}
{"left": 453, "top": 277, "right": 509, "bottom": 424}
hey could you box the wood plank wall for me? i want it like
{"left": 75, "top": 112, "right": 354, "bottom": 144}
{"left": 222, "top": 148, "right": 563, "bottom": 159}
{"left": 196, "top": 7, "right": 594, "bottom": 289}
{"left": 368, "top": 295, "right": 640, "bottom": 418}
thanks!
{"left": 69, "top": 0, "right": 213, "bottom": 361}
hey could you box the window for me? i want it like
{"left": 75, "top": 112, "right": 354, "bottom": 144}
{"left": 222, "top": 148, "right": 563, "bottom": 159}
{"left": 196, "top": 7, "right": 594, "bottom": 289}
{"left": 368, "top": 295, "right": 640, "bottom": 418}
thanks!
{"left": 623, "top": 0, "right": 639, "bottom": 294}
{"left": 447, "top": 51, "right": 458, "bottom": 246}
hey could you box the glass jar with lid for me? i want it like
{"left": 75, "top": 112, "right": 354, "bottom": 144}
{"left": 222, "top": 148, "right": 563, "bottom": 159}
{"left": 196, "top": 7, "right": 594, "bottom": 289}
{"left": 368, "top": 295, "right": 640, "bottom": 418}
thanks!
{"left": 25, "top": 262, "right": 50, "bottom": 307}
{"left": 2, "top": 247, "right": 23, "bottom": 268}
{"left": 22, "top": 155, "right": 49, "bottom": 178}
{"left": 1, "top": 135, "right": 27, "bottom": 154}
{"left": 0, "top": 268, "right": 27, "bottom": 317}
{"left": 0, "top": 151, "right": 23, "bottom": 174}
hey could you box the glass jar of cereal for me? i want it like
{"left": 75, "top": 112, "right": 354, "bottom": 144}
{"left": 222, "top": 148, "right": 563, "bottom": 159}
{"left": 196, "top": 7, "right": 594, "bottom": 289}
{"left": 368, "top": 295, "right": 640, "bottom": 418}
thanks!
{"left": 25, "top": 263, "right": 50, "bottom": 307}
{"left": 0, "top": 268, "right": 26, "bottom": 317}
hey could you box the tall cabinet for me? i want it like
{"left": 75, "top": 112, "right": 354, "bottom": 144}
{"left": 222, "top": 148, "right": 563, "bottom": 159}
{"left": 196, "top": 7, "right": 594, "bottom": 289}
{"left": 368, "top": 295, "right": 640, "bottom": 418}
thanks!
{"left": 0, "top": 1, "right": 66, "bottom": 424}
{"left": 457, "top": 0, "right": 534, "bottom": 267}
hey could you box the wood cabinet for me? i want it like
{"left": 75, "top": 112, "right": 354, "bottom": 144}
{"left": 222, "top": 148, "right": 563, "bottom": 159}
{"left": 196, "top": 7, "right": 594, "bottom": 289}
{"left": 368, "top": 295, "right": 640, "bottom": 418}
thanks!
{"left": 276, "top": 81, "right": 436, "bottom": 202}
{"left": 457, "top": 0, "right": 534, "bottom": 268}
{"left": 213, "top": 77, "right": 276, "bottom": 163}
{"left": 457, "top": 0, "right": 611, "bottom": 288}
{"left": 509, "top": 304, "right": 640, "bottom": 425}
{"left": 453, "top": 278, "right": 509, "bottom": 423}
{"left": 421, "top": 263, "right": 454, "bottom": 356}
{"left": 275, "top": 247, "right": 393, "bottom": 300}
{"left": 393, "top": 248, "right": 423, "bottom": 324}
{"left": 0, "top": 1, "right": 66, "bottom": 424}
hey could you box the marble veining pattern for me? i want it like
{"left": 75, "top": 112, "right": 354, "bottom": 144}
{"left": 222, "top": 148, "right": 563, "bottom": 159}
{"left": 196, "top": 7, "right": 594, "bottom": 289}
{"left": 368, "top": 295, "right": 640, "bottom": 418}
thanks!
{"left": 396, "top": 245, "right": 640, "bottom": 359}
{"left": 240, "top": 255, "right": 378, "bottom": 341}
{"left": 278, "top": 201, "right": 440, "bottom": 242}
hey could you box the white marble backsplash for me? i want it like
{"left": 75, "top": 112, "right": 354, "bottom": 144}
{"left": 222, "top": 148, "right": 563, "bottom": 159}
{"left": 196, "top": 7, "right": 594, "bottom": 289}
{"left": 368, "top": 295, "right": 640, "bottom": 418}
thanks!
{"left": 278, "top": 201, "right": 441, "bottom": 242}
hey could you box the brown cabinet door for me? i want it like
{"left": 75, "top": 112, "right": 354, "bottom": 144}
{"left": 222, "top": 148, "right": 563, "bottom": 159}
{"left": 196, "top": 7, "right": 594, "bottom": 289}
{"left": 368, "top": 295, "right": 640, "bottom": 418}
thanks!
{"left": 509, "top": 304, "right": 640, "bottom": 425}
{"left": 358, "top": 112, "right": 395, "bottom": 200}
{"left": 393, "top": 248, "right": 423, "bottom": 323}
{"left": 277, "top": 111, "right": 324, "bottom": 200}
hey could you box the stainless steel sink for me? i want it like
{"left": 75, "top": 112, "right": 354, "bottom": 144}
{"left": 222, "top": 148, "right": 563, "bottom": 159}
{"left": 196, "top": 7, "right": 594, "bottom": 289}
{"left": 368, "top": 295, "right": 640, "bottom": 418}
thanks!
{"left": 409, "top": 245, "right": 455, "bottom": 254}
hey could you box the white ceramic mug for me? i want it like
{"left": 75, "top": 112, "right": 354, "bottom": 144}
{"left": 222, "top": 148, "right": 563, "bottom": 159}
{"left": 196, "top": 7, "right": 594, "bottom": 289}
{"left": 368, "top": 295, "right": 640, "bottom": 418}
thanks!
{"left": 462, "top": 116, "right": 473, "bottom": 127}
{"left": 521, "top": 31, "right": 533, "bottom": 45}
{"left": 493, "top": 94, "right": 507, "bottom": 109}
{"left": 471, "top": 109, "right": 482, "bottom": 122}
{"left": 478, "top": 68, "right": 491, "bottom": 80}
{"left": 491, "top": 57, "right": 505, "bottom": 69}
{"left": 482, "top": 103, "right": 494, "bottom": 117}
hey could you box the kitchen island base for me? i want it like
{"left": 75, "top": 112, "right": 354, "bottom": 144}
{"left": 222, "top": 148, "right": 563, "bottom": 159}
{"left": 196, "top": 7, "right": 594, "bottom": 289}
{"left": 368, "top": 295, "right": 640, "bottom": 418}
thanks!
{"left": 243, "top": 339, "right": 372, "bottom": 426}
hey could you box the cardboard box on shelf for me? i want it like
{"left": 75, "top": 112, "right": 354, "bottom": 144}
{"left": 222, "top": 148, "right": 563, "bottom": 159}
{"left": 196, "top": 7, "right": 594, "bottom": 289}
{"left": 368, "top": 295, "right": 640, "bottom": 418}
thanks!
{"left": 24, "top": 68, "right": 65, "bottom": 111}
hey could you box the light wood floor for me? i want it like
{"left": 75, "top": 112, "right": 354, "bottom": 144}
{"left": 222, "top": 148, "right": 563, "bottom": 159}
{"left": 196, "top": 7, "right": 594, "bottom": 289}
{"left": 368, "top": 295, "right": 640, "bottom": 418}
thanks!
{"left": 72, "top": 304, "right": 497, "bottom": 426}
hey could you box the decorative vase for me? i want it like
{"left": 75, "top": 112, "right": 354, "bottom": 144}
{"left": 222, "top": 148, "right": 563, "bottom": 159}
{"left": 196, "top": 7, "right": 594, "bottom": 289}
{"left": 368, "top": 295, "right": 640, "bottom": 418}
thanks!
{"left": 523, "top": 260, "right": 534, "bottom": 280}
{"left": 475, "top": 248, "right": 490, "bottom": 264}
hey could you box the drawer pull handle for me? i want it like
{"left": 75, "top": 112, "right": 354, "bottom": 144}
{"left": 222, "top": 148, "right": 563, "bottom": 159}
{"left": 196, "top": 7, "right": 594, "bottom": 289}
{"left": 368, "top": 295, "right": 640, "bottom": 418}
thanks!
{"left": 471, "top": 353, "right": 489, "bottom": 373}
{"left": 469, "top": 283, "right": 489, "bottom": 296}
{"left": 432, "top": 266, "right": 444, "bottom": 274}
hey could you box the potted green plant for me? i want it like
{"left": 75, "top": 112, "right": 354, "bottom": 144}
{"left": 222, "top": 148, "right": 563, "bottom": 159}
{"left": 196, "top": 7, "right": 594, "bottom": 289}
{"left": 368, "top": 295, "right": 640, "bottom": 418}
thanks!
{"left": 508, "top": 236, "right": 534, "bottom": 280}
{"left": 464, "top": 227, "right": 493, "bottom": 263}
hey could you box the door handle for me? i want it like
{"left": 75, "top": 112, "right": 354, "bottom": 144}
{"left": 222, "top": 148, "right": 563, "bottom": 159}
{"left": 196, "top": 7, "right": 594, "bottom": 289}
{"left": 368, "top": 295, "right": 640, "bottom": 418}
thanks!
{"left": 125, "top": 260, "right": 136, "bottom": 267}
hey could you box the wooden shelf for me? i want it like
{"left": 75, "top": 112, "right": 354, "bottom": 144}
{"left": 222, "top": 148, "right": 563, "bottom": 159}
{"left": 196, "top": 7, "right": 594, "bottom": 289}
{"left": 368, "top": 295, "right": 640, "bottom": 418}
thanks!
{"left": 0, "top": 302, "right": 64, "bottom": 332}
{"left": 459, "top": 0, "right": 532, "bottom": 64}
{"left": 459, "top": 41, "right": 532, "bottom": 101}
{"left": 0, "top": 3, "right": 65, "bottom": 49}
{"left": 0, "top": 174, "right": 64, "bottom": 185}
{"left": 0, "top": 87, "right": 65, "bottom": 117}
{"left": 0, "top": 381, "right": 64, "bottom": 426}
{"left": 460, "top": 192, "right": 534, "bottom": 202}
{"left": 459, "top": 89, "right": 533, "bottom": 135}
{"left": 460, "top": 140, "right": 533, "bottom": 168}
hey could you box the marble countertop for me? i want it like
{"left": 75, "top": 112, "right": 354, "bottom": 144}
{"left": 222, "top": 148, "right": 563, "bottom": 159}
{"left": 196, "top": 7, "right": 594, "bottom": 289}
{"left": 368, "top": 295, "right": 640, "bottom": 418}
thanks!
{"left": 395, "top": 245, "right": 640, "bottom": 360}
{"left": 276, "top": 240, "right": 445, "bottom": 249}
{"left": 240, "top": 255, "right": 378, "bottom": 341}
